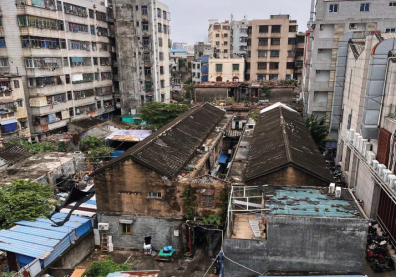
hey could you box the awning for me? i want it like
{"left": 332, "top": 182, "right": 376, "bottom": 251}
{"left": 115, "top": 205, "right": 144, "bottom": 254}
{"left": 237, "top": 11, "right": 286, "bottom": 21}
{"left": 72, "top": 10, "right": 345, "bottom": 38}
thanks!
{"left": 0, "top": 98, "right": 15, "bottom": 104}
{"left": 0, "top": 119, "right": 18, "bottom": 125}
{"left": 219, "top": 154, "right": 227, "bottom": 164}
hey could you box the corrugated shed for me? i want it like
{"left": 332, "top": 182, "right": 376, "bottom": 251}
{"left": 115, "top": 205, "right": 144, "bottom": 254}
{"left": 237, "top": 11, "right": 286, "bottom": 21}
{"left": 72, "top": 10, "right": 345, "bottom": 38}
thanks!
{"left": 0, "top": 213, "right": 92, "bottom": 269}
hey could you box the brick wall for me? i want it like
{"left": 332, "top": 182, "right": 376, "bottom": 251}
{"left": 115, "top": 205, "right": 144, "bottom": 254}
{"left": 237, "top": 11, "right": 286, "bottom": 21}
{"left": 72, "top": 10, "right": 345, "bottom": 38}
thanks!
{"left": 376, "top": 128, "right": 391, "bottom": 165}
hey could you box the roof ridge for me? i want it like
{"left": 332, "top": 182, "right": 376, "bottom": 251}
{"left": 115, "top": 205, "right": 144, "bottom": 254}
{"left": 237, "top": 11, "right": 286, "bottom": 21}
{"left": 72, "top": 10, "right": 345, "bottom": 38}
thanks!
{"left": 279, "top": 107, "right": 293, "bottom": 163}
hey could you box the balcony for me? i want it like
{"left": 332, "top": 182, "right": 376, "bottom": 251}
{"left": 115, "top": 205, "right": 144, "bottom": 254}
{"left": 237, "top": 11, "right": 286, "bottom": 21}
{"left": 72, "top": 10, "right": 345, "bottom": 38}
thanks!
{"left": 0, "top": 103, "right": 17, "bottom": 115}
{"left": 30, "top": 101, "right": 70, "bottom": 116}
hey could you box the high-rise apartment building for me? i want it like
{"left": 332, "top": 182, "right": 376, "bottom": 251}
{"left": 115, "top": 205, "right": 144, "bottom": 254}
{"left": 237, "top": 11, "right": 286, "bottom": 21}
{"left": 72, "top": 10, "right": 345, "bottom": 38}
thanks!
{"left": 108, "top": 0, "right": 171, "bottom": 114}
{"left": 231, "top": 17, "right": 248, "bottom": 57}
{"left": 246, "top": 15, "right": 298, "bottom": 82}
{"left": 0, "top": 0, "right": 116, "bottom": 141}
{"left": 304, "top": 0, "right": 396, "bottom": 139}
{"left": 208, "top": 20, "right": 232, "bottom": 59}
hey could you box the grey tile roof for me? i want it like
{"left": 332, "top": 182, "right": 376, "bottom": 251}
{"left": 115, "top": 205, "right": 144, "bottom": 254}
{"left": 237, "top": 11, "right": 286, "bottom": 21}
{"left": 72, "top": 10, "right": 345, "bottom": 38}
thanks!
{"left": 244, "top": 106, "right": 334, "bottom": 183}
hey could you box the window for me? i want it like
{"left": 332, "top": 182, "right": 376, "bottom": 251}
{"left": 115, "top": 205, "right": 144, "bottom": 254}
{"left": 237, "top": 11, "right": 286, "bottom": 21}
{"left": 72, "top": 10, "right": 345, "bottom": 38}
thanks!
{"left": 163, "top": 10, "right": 167, "bottom": 19}
{"left": 96, "top": 11, "right": 107, "bottom": 22}
{"left": 148, "top": 192, "right": 162, "bottom": 199}
{"left": 92, "top": 42, "right": 97, "bottom": 51}
{"left": 89, "top": 9, "right": 94, "bottom": 19}
{"left": 160, "top": 66, "right": 164, "bottom": 75}
{"left": 360, "top": 3, "right": 370, "bottom": 11}
{"left": 67, "top": 91, "right": 72, "bottom": 101}
{"left": 57, "top": 1, "right": 62, "bottom": 11}
{"left": 68, "top": 40, "right": 90, "bottom": 50}
{"left": 144, "top": 67, "right": 151, "bottom": 75}
{"left": 216, "top": 34, "right": 220, "bottom": 38}
{"left": 257, "top": 74, "right": 266, "bottom": 81}
{"left": 158, "top": 23, "right": 162, "bottom": 33}
{"left": 202, "top": 195, "right": 214, "bottom": 207}
{"left": 258, "top": 62, "right": 267, "bottom": 70}
{"left": 232, "top": 64, "right": 239, "bottom": 71}
{"left": 93, "top": 57, "right": 98, "bottom": 65}
{"left": 159, "top": 52, "right": 164, "bottom": 61}
{"left": 160, "top": 80, "right": 165, "bottom": 88}
{"left": 259, "top": 25, "right": 269, "bottom": 33}
{"left": 136, "top": 21, "right": 140, "bottom": 27}
{"left": 121, "top": 223, "right": 132, "bottom": 235}
{"left": 270, "top": 50, "right": 280, "bottom": 57}
{"left": 142, "top": 22, "right": 149, "bottom": 31}
{"left": 272, "top": 25, "right": 281, "bottom": 33}
{"left": 386, "top": 28, "right": 396, "bottom": 33}
{"left": 14, "top": 80, "right": 20, "bottom": 89}
{"left": 97, "top": 101, "right": 102, "bottom": 109}
{"left": 159, "top": 38, "right": 163, "bottom": 47}
{"left": 142, "top": 5, "right": 148, "bottom": 15}
{"left": 288, "top": 38, "right": 296, "bottom": 45}
{"left": 0, "top": 38, "right": 5, "bottom": 48}
{"left": 18, "top": 15, "right": 60, "bottom": 30}
{"left": 329, "top": 4, "right": 339, "bottom": 12}
{"left": 390, "top": 1, "right": 396, "bottom": 6}
{"left": 163, "top": 25, "right": 168, "bottom": 34}
{"left": 223, "top": 33, "right": 228, "bottom": 38}
{"left": 143, "top": 37, "right": 150, "bottom": 46}
{"left": 22, "top": 36, "right": 66, "bottom": 49}
{"left": 216, "top": 41, "right": 220, "bottom": 46}
{"left": 224, "top": 41, "right": 228, "bottom": 46}
{"left": 216, "top": 64, "right": 223, "bottom": 72}
{"left": 143, "top": 53, "right": 150, "bottom": 61}
{"left": 289, "top": 25, "right": 297, "bottom": 32}
{"left": 223, "top": 49, "right": 228, "bottom": 53}
{"left": 74, "top": 89, "right": 95, "bottom": 100}
{"left": 269, "top": 74, "right": 278, "bottom": 80}
{"left": 259, "top": 38, "right": 268, "bottom": 46}
{"left": 70, "top": 57, "right": 92, "bottom": 67}
{"left": 269, "top": 62, "right": 279, "bottom": 70}
{"left": 157, "top": 8, "right": 162, "bottom": 18}
{"left": 286, "top": 74, "right": 292, "bottom": 80}
{"left": 271, "top": 38, "right": 280, "bottom": 45}
{"left": 16, "top": 100, "right": 23, "bottom": 108}
{"left": 287, "top": 62, "right": 295, "bottom": 69}
{"left": 25, "top": 57, "right": 63, "bottom": 69}
{"left": 63, "top": 3, "right": 88, "bottom": 18}
{"left": 288, "top": 50, "right": 295, "bottom": 57}
{"left": 65, "top": 74, "right": 70, "bottom": 84}
{"left": 247, "top": 51, "right": 251, "bottom": 58}
{"left": 66, "top": 21, "right": 89, "bottom": 33}
{"left": 246, "top": 62, "right": 250, "bottom": 70}
{"left": 258, "top": 50, "right": 267, "bottom": 58}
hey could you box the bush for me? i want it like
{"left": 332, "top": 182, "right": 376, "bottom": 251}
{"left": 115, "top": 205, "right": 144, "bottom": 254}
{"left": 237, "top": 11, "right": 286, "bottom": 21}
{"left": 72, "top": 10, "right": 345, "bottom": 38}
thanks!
{"left": 79, "top": 136, "right": 114, "bottom": 159}
{"left": 0, "top": 179, "right": 54, "bottom": 229}
{"left": 139, "top": 102, "right": 189, "bottom": 129}
{"left": 84, "top": 257, "right": 131, "bottom": 277}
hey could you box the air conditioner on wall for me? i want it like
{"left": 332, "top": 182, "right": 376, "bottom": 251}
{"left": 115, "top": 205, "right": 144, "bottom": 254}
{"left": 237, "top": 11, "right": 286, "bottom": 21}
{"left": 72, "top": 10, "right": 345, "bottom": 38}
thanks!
{"left": 366, "top": 151, "right": 376, "bottom": 166}
{"left": 372, "top": 160, "right": 379, "bottom": 171}
{"left": 335, "top": 187, "right": 342, "bottom": 198}
{"left": 388, "top": 175, "right": 396, "bottom": 188}
{"left": 353, "top": 133, "right": 361, "bottom": 147}
{"left": 349, "top": 129, "right": 355, "bottom": 141}
{"left": 383, "top": 169, "right": 392, "bottom": 183}
{"left": 98, "top": 223, "right": 109, "bottom": 230}
{"left": 377, "top": 164, "right": 386, "bottom": 177}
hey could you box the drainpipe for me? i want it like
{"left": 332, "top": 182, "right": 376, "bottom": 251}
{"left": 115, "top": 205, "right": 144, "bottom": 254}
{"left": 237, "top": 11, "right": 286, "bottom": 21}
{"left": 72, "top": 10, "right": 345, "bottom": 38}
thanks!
{"left": 378, "top": 56, "right": 393, "bottom": 128}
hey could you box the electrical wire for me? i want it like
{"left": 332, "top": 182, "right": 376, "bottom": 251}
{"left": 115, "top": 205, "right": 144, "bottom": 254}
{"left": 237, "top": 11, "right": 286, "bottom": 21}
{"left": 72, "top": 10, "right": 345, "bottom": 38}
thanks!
{"left": 221, "top": 250, "right": 264, "bottom": 276}
{"left": 202, "top": 253, "right": 219, "bottom": 277}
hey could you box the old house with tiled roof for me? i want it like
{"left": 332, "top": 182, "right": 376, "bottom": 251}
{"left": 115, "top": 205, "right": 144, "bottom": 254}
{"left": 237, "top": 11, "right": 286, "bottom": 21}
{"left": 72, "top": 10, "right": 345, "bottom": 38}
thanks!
{"left": 92, "top": 103, "right": 233, "bottom": 249}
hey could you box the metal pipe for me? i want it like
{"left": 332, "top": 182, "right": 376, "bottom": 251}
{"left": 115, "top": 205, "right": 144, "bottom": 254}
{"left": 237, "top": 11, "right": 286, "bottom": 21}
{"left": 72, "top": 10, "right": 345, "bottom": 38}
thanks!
{"left": 378, "top": 56, "right": 393, "bottom": 127}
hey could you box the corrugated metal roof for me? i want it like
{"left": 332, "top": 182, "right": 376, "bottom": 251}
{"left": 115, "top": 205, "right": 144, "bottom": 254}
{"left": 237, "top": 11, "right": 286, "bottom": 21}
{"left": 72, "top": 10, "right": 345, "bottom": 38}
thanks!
{"left": 0, "top": 213, "right": 91, "bottom": 263}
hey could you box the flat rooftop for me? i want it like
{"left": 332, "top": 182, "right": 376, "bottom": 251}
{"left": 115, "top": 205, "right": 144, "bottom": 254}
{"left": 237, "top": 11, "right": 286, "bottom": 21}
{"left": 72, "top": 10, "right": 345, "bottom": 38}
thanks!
{"left": 264, "top": 186, "right": 363, "bottom": 218}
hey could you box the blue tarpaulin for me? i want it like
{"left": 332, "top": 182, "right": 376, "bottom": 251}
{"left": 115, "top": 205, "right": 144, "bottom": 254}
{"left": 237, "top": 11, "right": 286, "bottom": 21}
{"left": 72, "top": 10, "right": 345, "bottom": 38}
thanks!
{"left": 71, "top": 57, "right": 84, "bottom": 63}
{"left": 47, "top": 113, "right": 56, "bottom": 124}
{"left": 0, "top": 119, "right": 18, "bottom": 132}
{"left": 219, "top": 154, "right": 227, "bottom": 164}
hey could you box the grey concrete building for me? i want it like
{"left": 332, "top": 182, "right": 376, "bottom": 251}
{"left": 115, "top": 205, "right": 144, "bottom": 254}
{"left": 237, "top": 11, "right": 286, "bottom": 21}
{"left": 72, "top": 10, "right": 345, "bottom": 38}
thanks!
{"left": 304, "top": 0, "right": 396, "bottom": 139}
{"left": 194, "top": 42, "right": 212, "bottom": 60}
{"left": 231, "top": 17, "right": 248, "bottom": 57}
{"left": 0, "top": 0, "right": 116, "bottom": 141}
{"left": 108, "top": 0, "right": 171, "bottom": 114}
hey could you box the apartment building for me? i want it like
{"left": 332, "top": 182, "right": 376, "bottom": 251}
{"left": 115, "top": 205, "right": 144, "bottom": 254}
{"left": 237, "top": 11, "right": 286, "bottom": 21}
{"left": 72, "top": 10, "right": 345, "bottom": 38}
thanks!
{"left": 208, "top": 57, "right": 245, "bottom": 82}
{"left": 194, "top": 42, "right": 212, "bottom": 60}
{"left": 208, "top": 20, "right": 232, "bottom": 59}
{"left": 246, "top": 15, "right": 298, "bottom": 82}
{"left": 0, "top": 0, "right": 116, "bottom": 141}
{"left": 108, "top": 0, "right": 171, "bottom": 114}
{"left": 231, "top": 17, "right": 248, "bottom": 57}
{"left": 336, "top": 32, "right": 396, "bottom": 249}
{"left": 0, "top": 76, "right": 30, "bottom": 141}
{"left": 304, "top": 0, "right": 396, "bottom": 139}
{"left": 192, "top": 61, "right": 201, "bottom": 84}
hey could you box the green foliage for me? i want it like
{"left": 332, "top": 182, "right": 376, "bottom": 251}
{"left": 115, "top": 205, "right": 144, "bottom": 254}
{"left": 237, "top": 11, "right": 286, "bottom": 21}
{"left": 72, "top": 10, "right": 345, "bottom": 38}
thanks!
{"left": 202, "top": 214, "right": 222, "bottom": 229}
{"left": 280, "top": 79, "right": 296, "bottom": 86}
{"left": 183, "top": 84, "right": 194, "bottom": 101}
{"left": 260, "top": 85, "right": 271, "bottom": 98}
{"left": 305, "top": 113, "right": 329, "bottom": 151}
{"left": 79, "top": 136, "right": 114, "bottom": 158}
{"left": 0, "top": 179, "right": 54, "bottom": 229}
{"left": 139, "top": 102, "right": 189, "bottom": 129}
{"left": 4, "top": 139, "right": 64, "bottom": 154}
{"left": 178, "top": 57, "right": 186, "bottom": 69}
{"left": 250, "top": 109, "right": 260, "bottom": 120}
{"left": 184, "top": 77, "right": 193, "bottom": 85}
{"left": 183, "top": 185, "right": 194, "bottom": 220}
{"left": 84, "top": 257, "right": 131, "bottom": 277}
{"left": 0, "top": 273, "right": 16, "bottom": 277}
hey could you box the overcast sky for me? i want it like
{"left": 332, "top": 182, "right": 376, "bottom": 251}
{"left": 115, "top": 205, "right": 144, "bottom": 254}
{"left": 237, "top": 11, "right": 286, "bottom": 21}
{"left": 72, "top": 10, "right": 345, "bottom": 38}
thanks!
{"left": 163, "top": 0, "right": 312, "bottom": 45}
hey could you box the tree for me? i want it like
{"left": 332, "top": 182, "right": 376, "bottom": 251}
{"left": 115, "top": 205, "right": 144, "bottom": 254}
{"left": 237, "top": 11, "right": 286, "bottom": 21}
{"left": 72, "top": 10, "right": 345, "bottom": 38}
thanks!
{"left": 0, "top": 179, "right": 54, "bottom": 229}
{"left": 183, "top": 84, "right": 194, "bottom": 102}
{"left": 139, "top": 102, "right": 189, "bottom": 129}
{"left": 79, "top": 136, "right": 114, "bottom": 159}
{"left": 84, "top": 257, "right": 131, "bottom": 277}
{"left": 305, "top": 114, "right": 329, "bottom": 151}
{"left": 260, "top": 85, "right": 271, "bottom": 99}
{"left": 178, "top": 57, "right": 186, "bottom": 69}
{"left": 5, "top": 139, "right": 64, "bottom": 154}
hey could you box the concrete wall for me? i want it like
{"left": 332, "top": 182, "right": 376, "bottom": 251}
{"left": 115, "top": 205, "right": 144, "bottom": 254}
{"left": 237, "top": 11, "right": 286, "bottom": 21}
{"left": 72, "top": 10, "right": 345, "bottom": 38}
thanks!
{"left": 223, "top": 238, "right": 268, "bottom": 277}
{"left": 266, "top": 215, "right": 367, "bottom": 273}
{"left": 195, "top": 88, "right": 228, "bottom": 102}
{"left": 98, "top": 215, "right": 181, "bottom": 250}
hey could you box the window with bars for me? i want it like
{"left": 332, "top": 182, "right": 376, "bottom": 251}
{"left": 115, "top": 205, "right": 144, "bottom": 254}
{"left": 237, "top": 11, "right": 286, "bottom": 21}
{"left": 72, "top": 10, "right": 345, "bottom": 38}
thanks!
{"left": 270, "top": 50, "right": 280, "bottom": 57}
{"left": 271, "top": 38, "right": 280, "bottom": 45}
{"left": 142, "top": 5, "right": 148, "bottom": 15}
{"left": 272, "top": 25, "right": 281, "bottom": 33}
{"left": 18, "top": 15, "right": 61, "bottom": 30}
{"left": 269, "top": 62, "right": 279, "bottom": 70}
{"left": 142, "top": 22, "right": 149, "bottom": 31}
{"left": 70, "top": 57, "right": 91, "bottom": 67}
{"left": 21, "top": 36, "right": 66, "bottom": 49}
{"left": 259, "top": 25, "right": 269, "bottom": 33}
{"left": 232, "top": 64, "right": 239, "bottom": 71}
{"left": 121, "top": 223, "right": 132, "bottom": 235}
{"left": 202, "top": 195, "right": 214, "bottom": 207}
{"left": 25, "top": 57, "right": 62, "bottom": 69}
{"left": 63, "top": 3, "right": 88, "bottom": 18}
{"left": 360, "top": 3, "right": 370, "bottom": 12}
{"left": 68, "top": 40, "right": 90, "bottom": 50}
{"left": 28, "top": 76, "right": 62, "bottom": 87}
{"left": 216, "top": 64, "right": 223, "bottom": 72}
{"left": 74, "top": 89, "right": 95, "bottom": 100}
{"left": 100, "top": 57, "right": 111, "bottom": 66}
{"left": 96, "top": 11, "right": 108, "bottom": 22}
{"left": 66, "top": 21, "right": 88, "bottom": 33}
{"left": 101, "top": 72, "right": 112, "bottom": 80}
{"left": 258, "top": 62, "right": 267, "bottom": 70}
{"left": 148, "top": 192, "right": 162, "bottom": 199}
{"left": 259, "top": 38, "right": 268, "bottom": 46}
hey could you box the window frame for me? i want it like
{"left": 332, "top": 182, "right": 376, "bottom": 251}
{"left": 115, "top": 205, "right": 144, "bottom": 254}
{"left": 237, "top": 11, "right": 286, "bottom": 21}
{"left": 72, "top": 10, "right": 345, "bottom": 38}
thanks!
{"left": 329, "top": 3, "right": 339, "bottom": 13}
{"left": 360, "top": 3, "right": 370, "bottom": 12}
{"left": 121, "top": 223, "right": 132, "bottom": 235}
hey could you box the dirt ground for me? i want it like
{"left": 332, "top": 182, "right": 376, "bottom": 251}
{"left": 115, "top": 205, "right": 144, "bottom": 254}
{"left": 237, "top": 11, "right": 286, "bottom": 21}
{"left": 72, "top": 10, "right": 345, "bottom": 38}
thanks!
{"left": 76, "top": 247, "right": 218, "bottom": 277}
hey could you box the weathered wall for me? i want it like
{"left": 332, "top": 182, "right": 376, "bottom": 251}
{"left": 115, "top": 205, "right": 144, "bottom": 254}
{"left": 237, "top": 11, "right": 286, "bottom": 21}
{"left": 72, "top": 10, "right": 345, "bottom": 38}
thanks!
{"left": 98, "top": 215, "right": 181, "bottom": 250}
{"left": 40, "top": 231, "right": 94, "bottom": 277}
{"left": 246, "top": 167, "right": 330, "bottom": 187}
{"left": 223, "top": 238, "right": 268, "bottom": 277}
{"left": 266, "top": 215, "right": 367, "bottom": 273}
{"left": 195, "top": 88, "right": 228, "bottom": 103}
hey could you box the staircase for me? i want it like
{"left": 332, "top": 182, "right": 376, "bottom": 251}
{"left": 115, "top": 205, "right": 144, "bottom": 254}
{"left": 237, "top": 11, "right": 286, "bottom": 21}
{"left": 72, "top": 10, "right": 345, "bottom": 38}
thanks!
{"left": 101, "top": 231, "right": 109, "bottom": 253}
{"left": 374, "top": 223, "right": 396, "bottom": 260}
{"left": 249, "top": 220, "right": 261, "bottom": 238}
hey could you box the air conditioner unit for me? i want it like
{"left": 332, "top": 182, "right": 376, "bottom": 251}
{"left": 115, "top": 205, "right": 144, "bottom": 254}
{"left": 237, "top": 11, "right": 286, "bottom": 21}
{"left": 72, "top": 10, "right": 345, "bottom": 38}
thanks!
{"left": 366, "top": 151, "right": 376, "bottom": 165}
{"left": 377, "top": 164, "right": 386, "bottom": 177}
{"left": 388, "top": 174, "right": 396, "bottom": 187}
{"left": 350, "top": 23, "right": 357, "bottom": 29}
{"left": 349, "top": 129, "right": 355, "bottom": 141}
{"left": 356, "top": 135, "right": 363, "bottom": 151}
{"left": 353, "top": 133, "right": 361, "bottom": 147}
{"left": 329, "top": 183, "right": 336, "bottom": 194}
{"left": 98, "top": 223, "right": 109, "bottom": 230}
{"left": 383, "top": 169, "right": 392, "bottom": 183}
{"left": 359, "top": 138, "right": 367, "bottom": 153}
{"left": 362, "top": 142, "right": 372, "bottom": 156}
{"left": 346, "top": 130, "right": 350, "bottom": 141}
{"left": 335, "top": 187, "right": 342, "bottom": 198}
{"left": 372, "top": 160, "right": 379, "bottom": 170}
